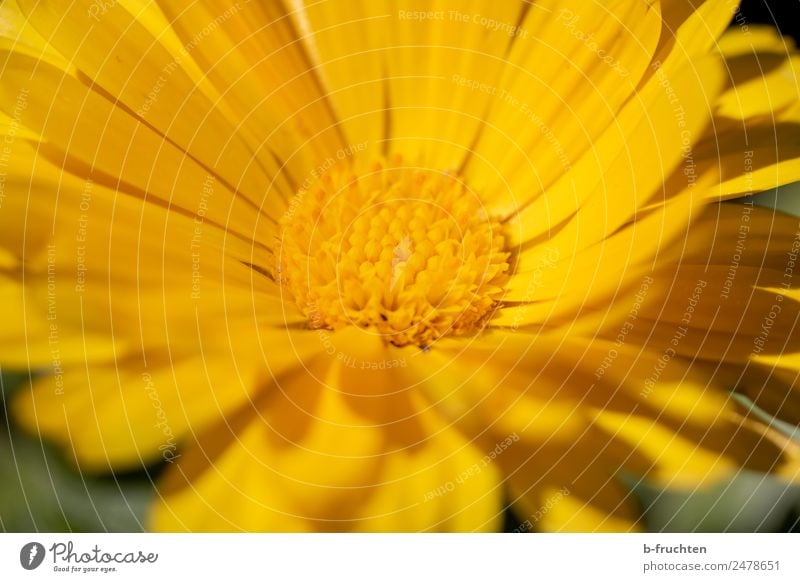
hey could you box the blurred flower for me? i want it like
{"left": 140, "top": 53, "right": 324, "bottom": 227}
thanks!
{"left": 1, "top": 0, "right": 799, "bottom": 532}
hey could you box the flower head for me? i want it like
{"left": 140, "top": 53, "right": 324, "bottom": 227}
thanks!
{"left": 276, "top": 157, "right": 511, "bottom": 346}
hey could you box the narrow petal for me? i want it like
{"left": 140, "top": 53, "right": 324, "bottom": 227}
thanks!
{"left": 13, "top": 327, "right": 325, "bottom": 470}
{"left": 467, "top": 0, "right": 663, "bottom": 211}
{"left": 151, "top": 328, "right": 502, "bottom": 531}
{"left": 400, "top": 329, "right": 800, "bottom": 531}
{"left": 15, "top": 0, "right": 298, "bottom": 206}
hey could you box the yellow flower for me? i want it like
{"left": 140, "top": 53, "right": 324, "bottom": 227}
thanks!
{"left": 1, "top": 0, "right": 800, "bottom": 532}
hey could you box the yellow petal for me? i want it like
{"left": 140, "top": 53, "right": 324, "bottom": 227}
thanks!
{"left": 654, "top": 0, "right": 738, "bottom": 64}
{"left": 468, "top": 0, "right": 663, "bottom": 211}
{"left": 155, "top": 0, "right": 345, "bottom": 188}
{"left": 13, "top": 327, "right": 324, "bottom": 470}
{"left": 506, "top": 54, "right": 725, "bottom": 251}
{"left": 0, "top": 54, "right": 281, "bottom": 238}
{"left": 15, "top": 0, "right": 296, "bottom": 206}
{"left": 151, "top": 329, "right": 502, "bottom": 531}
{"left": 694, "top": 26, "right": 800, "bottom": 198}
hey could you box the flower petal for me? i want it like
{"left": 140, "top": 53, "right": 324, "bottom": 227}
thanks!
{"left": 0, "top": 53, "right": 281, "bottom": 241}
{"left": 694, "top": 27, "right": 800, "bottom": 199}
{"left": 505, "top": 52, "right": 725, "bottom": 253}
{"left": 496, "top": 194, "right": 697, "bottom": 322}
{"left": 467, "top": 0, "right": 664, "bottom": 211}
{"left": 14, "top": 0, "right": 299, "bottom": 207}
{"left": 12, "top": 327, "right": 325, "bottom": 470}
{"left": 0, "top": 272, "right": 118, "bottom": 368}
{"left": 154, "top": 0, "right": 346, "bottom": 186}
{"left": 401, "top": 329, "right": 800, "bottom": 530}
{"left": 150, "top": 328, "right": 502, "bottom": 531}
{"left": 292, "top": 0, "right": 528, "bottom": 169}
{"left": 0, "top": 141, "right": 297, "bottom": 358}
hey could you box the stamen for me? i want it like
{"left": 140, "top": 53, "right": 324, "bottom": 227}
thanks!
{"left": 275, "top": 157, "right": 511, "bottom": 347}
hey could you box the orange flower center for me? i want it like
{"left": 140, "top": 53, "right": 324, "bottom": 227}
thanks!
{"left": 274, "top": 157, "right": 511, "bottom": 347}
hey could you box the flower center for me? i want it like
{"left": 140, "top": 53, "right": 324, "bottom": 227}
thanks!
{"left": 274, "top": 157, "right": 511, "bottom": 347}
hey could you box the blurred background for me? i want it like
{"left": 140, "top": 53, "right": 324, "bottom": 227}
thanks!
{"left": 740, "top": 0, "right": 800, "bottom": 41}
{"left": 2, "top": 0, "right": 800, "bottom": 533}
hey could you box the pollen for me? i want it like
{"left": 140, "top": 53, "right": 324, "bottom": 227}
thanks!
{"left": 274, "top": 157, "right": 511, "bottom": 347}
